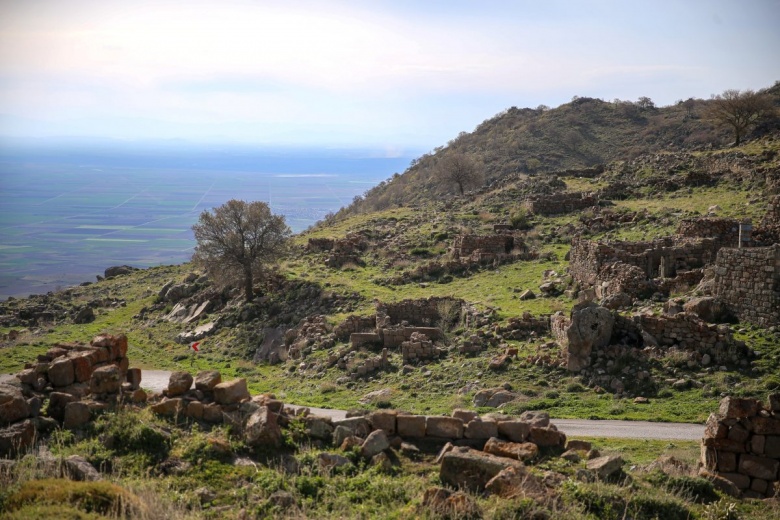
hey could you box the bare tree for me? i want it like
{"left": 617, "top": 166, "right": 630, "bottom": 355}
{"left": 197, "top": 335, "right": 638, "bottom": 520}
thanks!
{"left": 192, "top": 200, "right": 291, "bottom": 302}
{"left": 436, "top": 153, "right": 482, "bottom": 195}
{"left": 707, "top": 89, "right": 775, "bottom": 146}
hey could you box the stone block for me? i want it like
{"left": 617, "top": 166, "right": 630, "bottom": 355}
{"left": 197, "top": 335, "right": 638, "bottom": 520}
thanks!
{"left": 71, "top": 353, "right": 93, "bottom": 383}
{"left": 752, "top": 416, "right": 780, "bottom": 435}
{"left": 440, "top": 447, "right": 525, "bottom": 492}
{"left": 361, "top": 429, "right": 389, "bottom": 458}
{"left": 214, "top": 379, "right": 250, "bottom": 405}
{"left": 529, "top": 427, "right": 566, "bottom": 448}
{"left": 702, "top": 437, "right": 746, "bottom": 453}
{"left": 587, "top": 455, "right": 624, "bottom": 480}
{"left": 739, "top": 454, "right": 779, "bottom": 481}
{"left": 202, "top": 403, "right": 223, "bottom": 423}
{"left": 728, "top": 424, "right": 750, "bottom": 443}
{"left": 497, "top": 420, "right": 530, "bottom": 442}
{"left": 369, "top": 410, "right": 397, "bottom": 436}
{"left": 764, "top": 435, "right": 780, "bottom": 458}
{"left": 716, "top": 451, "right": 737, "bottom": 473}
{"left": 719, "top": 397, "right": 760, "bottom": 419}
{"left": 47, "top": 392, "right": 76, "bottom": 421}
{"left": 567, "top": 440, "right": 592, "bottom": 452}
{"left": 186, "top": 401, "right": 204, "bottom": 420}
{"left": 452, "top": 409, "right": 478, "bottom": 423}
{"left": 167, "top": 371, "right": 193, "bottom": 397}
{"left": 717, "top": 471, "right": 750, "bottom": 490}
{"left": 704, "top": 413, "right": 727, "bottom": 438}
{"left": 332, "top": 417, "right": 372, "bottom": 438}
{"left": 195, "top": 370, "right": 222, "bottom": 391}
{"left": 483, "top": 437, "right": 538, "bottom": 461}
{"left": 63, "top": 402, "right": 91, "bottom": 429}
{"left": 151, "top": 398, "right": 185, "bottom": 417}
{"left": 464, "top": 419, "right": 498, "bottom": 440}
{"left": 426, "top": 416, "right": 464, "bottom": 439}
{"left": 0, "top": 419, "right": 35, "bottom": 457}
{"left": 751, "top": 435, "right": 766, "bottom": 455}
{"left": 48, "top": 357, "right": 75, "bottom": 387}
{"left": 751, "top": 478, "right": 768, "bottom": 494}
{"left": 126, "top": 368, "right": 142, "bottom": 390}
{"left": 769, "top": 393, "right": 780, "bottom": 412}
{"left": 397, "top": 414, "right": 426, "bottom": 438}
{"left": 90, "top": 365, "right": 121, "bottom": 395}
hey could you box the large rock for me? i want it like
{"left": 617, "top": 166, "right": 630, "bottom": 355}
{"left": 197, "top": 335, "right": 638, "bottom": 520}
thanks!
{"left": 47, "top": 392, "right": 76, "bottom": 421}
{"left": 245, "top": 407, "right": 282, "bottom": 448}
{"left": 151, "top": 398, "right": 186, "bottom": 417}
{"left": 361, "top": 430, "right": 390, "bottom": 458}
{"left": 167, "top": 371, "right": 193, "bottom": 397}
{"left": 194, "top": 370, "right": 222, "bottom": 391}
{"left": 64, "top": 455, "right": 101, "bottom": 481}
{"left": 90, "top": 365, "right": 121, "bottom": 395}
{"left": 0, "top": 419, "right": 35, "bottom": 457}
{"left": 440, "top": 447, "right": 525, "bottom": 492}
{"left": 464, "top": 419, "right": 498, "bottom": 440}
{"left": 426, "top": 416, "right": 464, "bottom": 439}
{"left": 0, "top": 384, "right": 30, "bottom": 425}
{"left": 484, "top": 466, "right": 547, "bottom": 499}
{"left": 104, "top": 265, "right": 136, "bottom": 279}
{"left": 483, "top": 437, "right": 539, "bottom": 461}
{"left": 472, "top": 388, "right": 518, "bottom": 408}
{"left": 551, "top": 302, "right": 614, "bottom": 372}
{"left": 48, "top": 357, "right": 75, "bottom": 387}
{"left": 719, "top": 397, "right": 760, "bottom": 419}
{"left": 683, "top": 297, "right": 730, "bottom": 323}
{"left": 397, "top": 414, "right": 426, "bottom": 438}
{"left": 214, "top": 378, "right": 250, "bottom": 405}
{"left": 63, "top": 402, "right": 91, "bottom": 429}
{"left": 587, "top": 455, "right": 624, "bottom": 479}
{"left": 497, "top": 420, "right": 531, "bottom": 442}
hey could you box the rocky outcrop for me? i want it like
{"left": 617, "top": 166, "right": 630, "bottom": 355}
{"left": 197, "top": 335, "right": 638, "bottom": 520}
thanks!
{"left": 552, "top": 302, "right": 614, "bottom": 372}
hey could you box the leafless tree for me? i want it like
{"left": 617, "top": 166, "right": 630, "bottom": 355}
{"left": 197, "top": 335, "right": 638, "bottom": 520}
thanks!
{"left": 192, "top": 200, "right": 291, "bottom": 302}
{"left": 436, "top": 153, "right": 482, "bottom": 195}
{"left": 707, "top": 89, "right": 775, "bottom": 146}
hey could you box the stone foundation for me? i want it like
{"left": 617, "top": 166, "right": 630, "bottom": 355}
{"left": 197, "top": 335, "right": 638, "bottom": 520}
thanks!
{"left": 524, "top": 192, "right": 598, "bottom": 216}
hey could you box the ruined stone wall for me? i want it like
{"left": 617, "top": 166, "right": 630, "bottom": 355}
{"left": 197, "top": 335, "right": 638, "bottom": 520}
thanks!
{"left": 714, "top": 245, "right": 780, "bottom": 327}
{"left": 676, "top": 218, "right": 740, "bottom": 249}
{"left": 596, "top": 262, "right": 653, "bottom": 299}
{"left": 334, "top": 315, "right": 377, "bottom": 340}
{"left": 495, "top": 313, "right": 550, "bottom": 340}
{"left": 701, "top": 396, "right": 780, "bottom": 499}
{"left": 753, "top": 195, "right": 780, "bottom": 246}
{"left": 306, "top": 238, "right": 334, "bottom": 252}
{"left": 401, "top": 332, "right": 444, "bottom": 364}
{"left": 451, "top": 234, "right": 514, "bottom": 260}
{"left": 376, "top": 297, "right": 455, "bottom": 328}
{"left": 638, "top": 312, "right": 732, "bottom": 352}
{"left": 524, "top": 192, "right": 597, "bottom": 216}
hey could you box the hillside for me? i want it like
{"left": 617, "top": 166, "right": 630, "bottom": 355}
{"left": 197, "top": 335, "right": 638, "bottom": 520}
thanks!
{"left": 335, "top": 82, "right": 780, "bottom": 217}
{"left": 2, "top": 90, "right": 780, "bottom": 518}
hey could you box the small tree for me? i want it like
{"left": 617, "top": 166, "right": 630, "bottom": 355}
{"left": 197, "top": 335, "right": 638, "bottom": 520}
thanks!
{"left": 192, "top": 200, "right": 291, "bottom": 302}
{"left": 436, "top": 153, "right": 482, "bottom": 195}
{"left": 707, "top": 89, "right": 775, "bottom": 146}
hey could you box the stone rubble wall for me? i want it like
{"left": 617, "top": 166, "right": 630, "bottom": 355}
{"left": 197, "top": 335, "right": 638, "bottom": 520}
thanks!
{"left": 334, "top": 315, "right": 377, "bottom": 340}
{"left": 401, "top": 332, "right": 444, "bottom": 364}
{"left": 714, "top": 245, "right": 780, "bottom": 327}
{"left": 376, "top": 297, "right": 456, "bottom": 328}
{"left": 494, "top": 313, "right": 550, "bottom": 340}
{"left": 701, "top": 396, "right": 780, "bottom": 499}
{"left": 753, "top": 195, "right": 780, "bottom": 246}
{"left": 349, "top": 349, "right": 389, "bottom": 377}
{"left": 451, "top": 234, "right": 514, "bottom": 260}
{"left": 676, "top": 218, "right": 741, "bottom": 249}
{"left": 524, "top": 192, "right": 598, "bottom": 216}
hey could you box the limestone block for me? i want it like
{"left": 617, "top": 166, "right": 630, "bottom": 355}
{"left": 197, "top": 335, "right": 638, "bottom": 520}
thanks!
{"left": 48, "top": 357, "right": 75, "bottom": 387}
{"left": 738, "top": 454, "right": 779, "bottom": 481}
{"left": 195, "top": 370, "right": 222, "bottom": 391}
{"left": 397, "top": 414, "right": 426, "bottom": 438}
{"left": 464, "top": 419, "right": 498, "bottom": 440}
{"left": 214, "top": 379, "right": 250, "bottom": 405}
{"left": 497, "top": 420, "right": 531, "bottom": 442}
{"left": 426, "top": 416, "right": 464, "bottom": 439}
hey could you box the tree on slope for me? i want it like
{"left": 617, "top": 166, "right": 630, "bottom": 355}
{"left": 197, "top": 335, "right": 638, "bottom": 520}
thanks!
{"left": 436, "top": 153, "right": 482, "bottom": 195}
{"left": 192, "top": 200, "right": 291, "bottom": 302}
{"left": 707, "top": 89, "right": 775, "bottom": 146}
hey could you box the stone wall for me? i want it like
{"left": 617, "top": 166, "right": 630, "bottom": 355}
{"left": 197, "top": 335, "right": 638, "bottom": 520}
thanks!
{"left": 701, "top": 396, "right": 780, "bottom": 499}
{"left": 495, "top": 313, "right": 550, "bottom": 340}
{"left": 714, "top": 245, "right": 780, "bottom": 327}
{"left": 753, "top": 195, "right": 780, "bottom": 246}
{"left": 451, "top": 234, "right": 514, "bottom": 260}
{"left": 524, "top": 192, "right": 598, "bottom": 216}
{"left": 401, "top": 332, "right": 444, "bottom": 364}
{"left": 676, "top": 218, "right": 741, "bottom": 250}
{"left": 376, "top": 297, "right": 457, "bottom": 328}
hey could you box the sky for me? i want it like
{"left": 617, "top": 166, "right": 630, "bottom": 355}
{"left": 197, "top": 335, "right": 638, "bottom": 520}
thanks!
{"left": 0, "top": 0, "right": 779, "bottom": 151}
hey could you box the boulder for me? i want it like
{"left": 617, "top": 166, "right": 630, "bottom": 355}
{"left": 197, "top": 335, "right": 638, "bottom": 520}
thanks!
{"left": 519, "top": 411, "right": 550, "bottom": 428}
{"left": 518, "top": 289, "right": 535, "bottom": 301}
{"left": 48, "top": 357, "right": 75, "bottom": 387}
{"left": 397, "top": 414, "right": 427, "bottom": 438}
{"left": 194, "top": 370, "right": 222, "bottom": 391}
{"left": 150, "top": 398, "right": 185, "bottom": 417}
{"left": 587, "top": 455, "right": 624, "bottom": 480}
{"left": 318, "top": 452, "right": 351, "bottom": 472}
{"left": 440, "top": 447, "right": 525, "bottom": 492}
{"left": 464, "top": 419, "right": 498, "bottom": 440}
{"left": 167, "top": 371, "right": 193, "bottom": 397}
{"left": 0, "top": 385, "right": 30, "bottom": 425}
{"left": 472, "top": 388, "right": 518, "bottom": 408}
{"left": 529, "top": 427, "right": 566, "bottom": 448}
{"left": 361, "top": 429, "right": 389, "bottom": 458}
{"left": 0, "top": 419, "right": 35, "bottom": 457}
{"left": 484, "top": 466, "right": 546, "bottom": 499}
{"left": 483, "top": 437, "right": 539, "bottom": 461}
{"left": 214, "top": 378, "right": 250, "bottom": 405}
{"left": 369, "top": 410, "right": 397, "bottom": 436}
{"left": 245, "top": 407, "right": 282, "bottom": 448}
{"left": 497, "top": 420, "right": 531, "bottom": 442}
{"left": 64, "top": 455, "right": 101, "bottom": 481}
{"left": 73, "top": 307, "right": 95, "bottom": 324}
{"left": 90, "top": 365, "right": 121, "bottom": 395}
{"left": 71, "top": 353, "right": 94, "bottom": 383}
{"left": 683, "top": 297, "right": 730, "bottom": 323}
{"left": 47, "top": 392, "right": 76, "bottom": 421}
{"left": 304, "top": 416, "right": 334, "bottom": 441}
{"left": 63, "top": 402, "right": 91, "bottom": 429}
{"left": 719, "top": 397, "right": 760, "bottom": 419}
{"left": 551, "top": 303, "right": 614, "bottom": 372}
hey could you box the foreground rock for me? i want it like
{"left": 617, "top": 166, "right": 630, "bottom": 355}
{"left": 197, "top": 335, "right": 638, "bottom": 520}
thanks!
{"left": 440, "top": 446, "right": 526, "bottom": 492}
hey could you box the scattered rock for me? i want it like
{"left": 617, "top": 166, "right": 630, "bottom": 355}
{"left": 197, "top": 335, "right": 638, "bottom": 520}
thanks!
{"left": 64, "top": 455, "right": 101, "bottom": 481}
{"left": 440, "top": 447, "right": 525, "bottom": 492}
{"left": 214, "top": 379, "right": 250, "bottom": 405}
{"left": 361, "top": 429, "right": 389, "bottom": 458}
{"left": 167, "top": 371, "right": 193, "bottom": 397}
{"left": 245, "top": 407, "right": 282, "bottom": 448}
{"left": 587, "top": 455, "right": 624, "bottom": 480}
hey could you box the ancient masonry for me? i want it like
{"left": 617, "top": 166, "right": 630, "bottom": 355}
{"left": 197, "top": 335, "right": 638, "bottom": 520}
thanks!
{"left": 307, "top": 234, "right": 368, "bottom": 268}
{"left": 701, "top": 396, "right": 780, "bottom": 499}
{"left": 451, "top": 234, "right": 514, "bottom": 261}
{"left": 569, "top": 217, "right": 742, "bottom": 299}
{"left": 524, "top": 192, "right": 598, "bottom": 216}
{"left": 752, "top": 195, "right": 780, "bottom": 246}
{"left": 713, "top": 244, "right": 780, "bottom": 327}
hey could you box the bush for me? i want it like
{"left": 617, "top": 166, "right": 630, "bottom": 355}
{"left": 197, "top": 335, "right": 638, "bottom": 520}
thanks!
{"left": 5, "top": 479, "right": 137, "bottom": 516}
{"left": 510, "top": 207, "right": 531, "bottom": 230}
{"left": 645, "top": 471, "right": 719, "bottom": 504}
{"left": 566, "top": 383, "right": 586, "bottom": 393}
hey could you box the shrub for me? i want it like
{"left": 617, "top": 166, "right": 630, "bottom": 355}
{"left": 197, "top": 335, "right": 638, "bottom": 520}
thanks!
{"left": 510, "top": 207, "right": 531, "bottom": 230}
{"left": 566, "top": 383, "right": 586, "bottom": 393}
{"left": 5, "top": 479, "right": 137, "bottom": 516}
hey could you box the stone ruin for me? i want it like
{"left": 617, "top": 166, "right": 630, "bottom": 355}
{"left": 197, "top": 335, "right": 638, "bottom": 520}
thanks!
{"left": 569, "top": 217, "right": 743, "bottom": 300}
{"left": 524, "top": 191, "right": 598, "bottom": 216}
{"left": 0, "top": 334, "right": 145, "bottom": 456}
{"left": 451, "top": 234, "right": 514, "bottom": 261}
{"left": 307, "top": 234, "right": 368, "bottom": 268}
{"left": 752, "top": 195, "right": 780, "bottom": 246}
{"left": 701, "top": 396, "right": 780, "bottom": 499}
{"left": 713, "top": 244, "right": 780, "bottom": 327}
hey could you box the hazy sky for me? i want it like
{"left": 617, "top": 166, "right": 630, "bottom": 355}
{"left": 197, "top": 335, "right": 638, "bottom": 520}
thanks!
{"left": 1, "top": 0, "right": 778, "bottom": 150}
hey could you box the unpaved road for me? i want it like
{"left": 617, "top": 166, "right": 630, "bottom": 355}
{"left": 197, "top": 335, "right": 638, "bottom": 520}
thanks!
{"left": 2, "top": 370, "right": 704, "bottom": 440}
